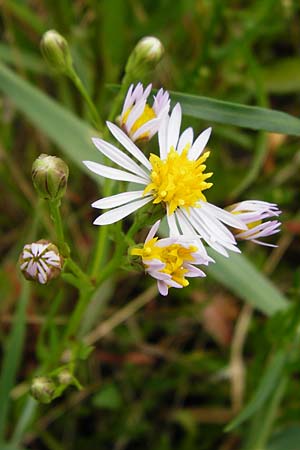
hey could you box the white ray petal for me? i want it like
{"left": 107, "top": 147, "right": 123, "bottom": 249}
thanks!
{"left": 177, "top": 127, "right": 194, "bottom": 154}
{"left": 127, "top": 98, "right": 147, "bottom": 130}
{"left": 106, "top": 122, "right": 152, "bottom": 170}
{"left": 175, "top": 210, "right": 211, "bottom": 261}
{"left": 184, "top": 264, "right": 206, "bottom": 277}
{"left": 92, "top": 138, "right": 149, "bottom": 181}
{"left": 158, "top": 115, "right": 169, "bottom": 159}
{"left": 93, "top": 197, "right": 152, "bottom": 226}
{"left": 167, "top": 208, "right": 180, "bottom": 236}
{"left": 121, "top": 84, "right": 134, "bottom": 115}
{"left": 92, "top": 190, "right": 146, "bottom": 209}
{"left": 131, "top": 117, "right": 160, "bottom": 141}
{"left": 192, "top": 208, "right": 236, "bottom": 244}
{"left": 145, "top": 220, "right": 161, "bottom": 243}
{"left": 157, "top": 281, "right": 168, "bottom": 296}
{"left": 167, "top": 103, "right": 182, "bottom": 151}
{"left": 188, "top": 127, "right": 212, "bottom": 160}
{"left": 83, "top": 161, "right": 148, "bottom": 185}
{"left": 200, "top": 201, "right": 247, "bottom": 230}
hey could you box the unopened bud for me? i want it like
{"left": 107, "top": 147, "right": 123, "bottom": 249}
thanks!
{"left": 57, "top": 369, "right": 73, "bottom": 385}
{"left": 32, "top": 154, "right": 69, "bottom": 201}
{"left": 125, "top": 36, "right": 164, "bottom": 80}
{"left": 30, "top": 376, "right": 56, "bottom": 404}
{"left": 40, "top": 30, "right": 73, "bottom": 74}
{"left": 19, "top": 240, "right": 63, "bottom": 284}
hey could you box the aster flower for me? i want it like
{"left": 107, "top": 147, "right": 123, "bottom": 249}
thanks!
{"left": 131, "top": 220, "right": 210, "bottom": 296}
{"left": 119, "top": 83, "right": 170, "bottom": 142}
{"left": 84, "top": 103, "right": 247, "bottom": 257}
{"left": 227, "top": 200, "right": 281, "bottom": 247}
{"left": 19, "top": 240, "right": 63, "bottom": 284}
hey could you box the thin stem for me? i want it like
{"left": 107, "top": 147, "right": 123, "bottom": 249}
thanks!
{"left": 63, "top": 289, "right": 93, "bottom": 342}
{"left": 65, "top": 257, "right": 93, "bottom": 288}
{"left": 68, "top": 69, "right": 103, "bottom": 131}
{"left": 48, "top": 200, "right": 66, "bottom": 254}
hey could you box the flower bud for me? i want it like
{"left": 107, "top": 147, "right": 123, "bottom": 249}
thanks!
{"left": 30, "top": 376, "right": 56, "bottom": 404}
{"left": 40, "top": 30, "right": 73, "bottom": 74}
{"left": 32, "top": 154, "right": 69, "bottom": 201}
{"left": 57, "top": 369, "right": 73, "bottom": 385}
{"left": 125, "top": 36, "right": 164, "bottom": 80}
{"left": 19, "top": 240, "right": 63, "bottom": 284}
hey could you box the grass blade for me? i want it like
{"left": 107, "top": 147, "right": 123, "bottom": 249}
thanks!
{"left": 170, "top": 90, "right": 300, "bottom": 135}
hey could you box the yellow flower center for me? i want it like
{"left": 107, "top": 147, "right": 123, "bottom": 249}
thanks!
{"left": 131, "top": 238, "right": 198, "bottom": 287}
{"left": 122, "top": 105, "right": 156, "bottom": 139}
{"left": 143, "top": 147, "right": 213, "bottom": 215}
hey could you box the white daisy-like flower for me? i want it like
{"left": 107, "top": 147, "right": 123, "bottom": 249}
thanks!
{"left": 119, "top": 83, "right": 170, "bottom": 142}
{"left": 84, "top": 103, "right": 248, "bottom": 257}
{"left": 19, "top": 240, "right": 63, "bottom": 284}
{"left": 131, "top": 220, "right": 210, "bottom": 296}
{"left": 227, "top": 200, "right": 281, "bottom": 247}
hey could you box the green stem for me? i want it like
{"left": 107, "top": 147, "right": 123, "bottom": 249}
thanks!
{"left": 65, "top": 257, "right": 93, "bottom": 288}
{"left": 68, "top": 69, "right": 103, "bottom": 131}
{"left": 63, "top": 289, "right": 93, "bottom": 341}
{"left": 48, "top": 200, "right": 67, "bottom": 254}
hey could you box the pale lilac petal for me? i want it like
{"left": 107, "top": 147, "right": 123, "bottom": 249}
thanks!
{"left": 157, "top": 280, "right": 169, "bottom": 296}
{"left": 126, "top": 98, "right": 147, "bottom": 130}
{"left": 93, "top": 197, "right": 152, "bottom": 225}
{"left": 121, "top": 84, "right": 134, "bottom": 115}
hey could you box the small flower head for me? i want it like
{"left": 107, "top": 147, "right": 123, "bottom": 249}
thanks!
{"left": 32, "top": 154, "right": 69, "bottom": 201}
{"left": 19, "top": 240, "right": 63, "bottom": 284}
{"left": 131, "top": 221, "right": 210, "bottom": 296}
{"left": 125, "top": 36, "right": 164, "bottom": 80}
{"left": 119, "top": 83, "right": 170, "bottom": 142}
{"left": 84, "top": 103, "right": 247, "bottom": 257}
{"left": 30, "top": 376, "right": 56, "bottom": 404}
{"left": 228, "top": 200, "right": 281, "bottom": 246}
{"left": 40, "top": 30, "right": 73, "bottom": 74}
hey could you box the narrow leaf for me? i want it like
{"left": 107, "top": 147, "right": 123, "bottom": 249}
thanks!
{"left": 225, "top": 350, "right": 286, "bottom": 431}
{"left": 0, "top": 63, "right": 103, "bottom": 182}
{"left": 170, "top": 90, "right": 300, "bottom": 136}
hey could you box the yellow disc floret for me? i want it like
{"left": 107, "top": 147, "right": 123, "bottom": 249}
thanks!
{"left": 131, "top": 238, "right": 198, "bottom": 288}
{"left": 122, "top": 105, "right": 156, "bottom": 139}
{"left": 143, "top": 146, "right": 213, "bottom": 215}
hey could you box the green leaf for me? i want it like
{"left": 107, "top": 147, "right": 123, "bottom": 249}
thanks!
{"left": 0, "top": 62, "right": 103, "bottom": 182}
{"left": 225, "top": 350, "right": 286, "bottom": 431}
{"left": 170, "top": 90, "right": 300, "bottom": 135}
{"left": 207, "top": 250, "right": 288, "bottom": 316}
{"left": 0, "top": 281, "right": 31, "bottom": 440}
{"left": 267, "top": 426, "right": 300, "bottom": 450}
